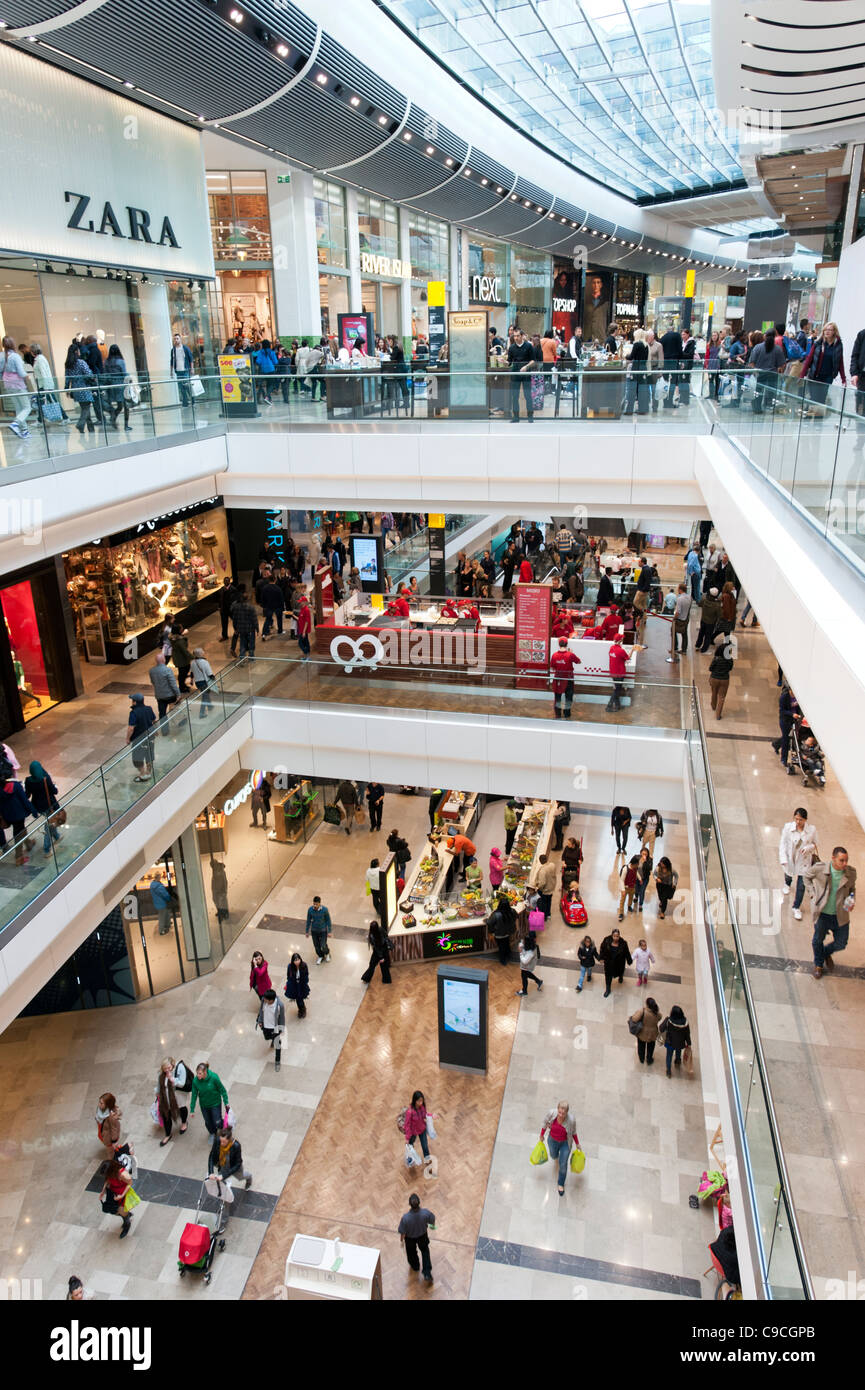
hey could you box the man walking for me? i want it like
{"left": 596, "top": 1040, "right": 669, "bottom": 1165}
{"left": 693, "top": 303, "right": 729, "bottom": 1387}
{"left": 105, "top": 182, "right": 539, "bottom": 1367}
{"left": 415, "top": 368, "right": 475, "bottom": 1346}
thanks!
{"left": 170, "top": 332, "right": 193, "bottom": 407}
{"left": 218, "top": 576, "right": 238, "bottom": 643}
{"left": 259, "top": 572, "right": 285, "bottom": 641}
{"left": 660, "top": 325, "right": 683, "bottom": 409}
{"left": 667, "top": 583, "right": 692, "bottom": 663}
{"left": 230, "top": 583, "right": 259, "bottom": 660}
{"left": 149, "top": 652, "right": 181, "bottom": 728}
{"left": 532, "top": 853, "right": 557, "bottom": 919}
{"left": 606, "top": 636, "right": 630, "bottom": 712}
{"left": 398, "top": 1193, "right": 435, "bottom": 1284}
{"left": 366, "top": 780, "right": 384, "bottom": 832}
{"left": 305, "top": 895, "right": 332, "bottom": 965}
{"left": 804, "top": 847, "right": 856, "bottom": 978}
{"left": 779, "top": 808, "right": 819, "bottom": 921}
{"left": 255, "top": 989, "right": 285, "bottom": 1072}
{"left": 508, "top": 326, "right": 536, "bottom": 423}
{"left": 337, "top": 778, "right": 358, "bottom": 835}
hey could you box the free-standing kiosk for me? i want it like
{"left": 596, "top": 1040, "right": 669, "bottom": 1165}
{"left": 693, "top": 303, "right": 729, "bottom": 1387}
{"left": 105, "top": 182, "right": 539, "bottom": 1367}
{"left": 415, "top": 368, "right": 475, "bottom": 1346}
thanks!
{"left": 436, "top": 964, "right": 488, "bottom": 1074}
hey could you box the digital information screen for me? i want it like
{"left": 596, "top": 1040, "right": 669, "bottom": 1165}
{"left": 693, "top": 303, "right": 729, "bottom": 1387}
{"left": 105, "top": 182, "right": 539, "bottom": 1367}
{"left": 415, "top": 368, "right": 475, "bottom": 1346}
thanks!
{"left": 351, "top": 535, "right": 379, "bottom": 585}
{"left": 443, "top": 977, "right": 480, "bottom": 1035}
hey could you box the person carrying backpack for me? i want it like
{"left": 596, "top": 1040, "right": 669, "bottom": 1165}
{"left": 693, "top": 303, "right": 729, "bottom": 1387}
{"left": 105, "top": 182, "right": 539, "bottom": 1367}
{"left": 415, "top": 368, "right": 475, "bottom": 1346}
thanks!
{"left": 254, "top": 339, "right": 279, "bottom": 404}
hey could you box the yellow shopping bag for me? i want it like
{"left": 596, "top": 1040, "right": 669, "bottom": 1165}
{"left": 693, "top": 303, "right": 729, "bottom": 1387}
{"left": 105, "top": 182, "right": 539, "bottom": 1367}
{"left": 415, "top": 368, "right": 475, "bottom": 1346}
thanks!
{"left": 529, "top": 1139, "right": 548, "bottom": 1166}
{"left": 122, "top": 1187, "right": 141, "bottom": 1213}
{"left": 570, "top": 1147, "right": 586, "bottom": 1174}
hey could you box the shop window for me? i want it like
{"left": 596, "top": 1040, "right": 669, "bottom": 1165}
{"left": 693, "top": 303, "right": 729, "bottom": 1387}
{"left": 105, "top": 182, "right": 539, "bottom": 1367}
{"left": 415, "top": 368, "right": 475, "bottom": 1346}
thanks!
{"left": 468, "top": 239, "right": 509, "bottom": 321}
{"left": 409, "top": 211, "right": 449, "bottom": 281}
{"left": 319, "top": 272, "right": 349, "bottom": 338}
{"left": 216, "top": 269, "right": 275, "bottom": 348}
{"left": 314, "top": 178, "right": 348, "bottom": 269}
{"left": 357, "top": 193, "right": 399, "bottom": 260}
{"left": 208, "top": 170, "right": 272, "bottom": 262}
{"left": 62, "top": 503, "right": 230, "bottom": 664}
{"left": 0, "top": 577, "right": 60, "bottom": 723}
{"left": 510, "top": 246, "right": 550, "bottom": 339}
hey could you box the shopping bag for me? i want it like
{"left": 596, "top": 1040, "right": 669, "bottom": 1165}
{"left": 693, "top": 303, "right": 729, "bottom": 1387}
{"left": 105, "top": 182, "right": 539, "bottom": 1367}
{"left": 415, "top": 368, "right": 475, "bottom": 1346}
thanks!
{"left": 190, "top": 374, "right": 205, "bottom": 397}
{"left": 425, "top": 1115, "right": 438, "bottom": 1140}
{"left": 42, "top": 398, "right": 63, "bottom": 422}
{"left": 683, "top": 1044, "right": 694, "bottom": 1076}
{"left": 354, "top": 805, "right": 365, "bottom": 825}
{"left": 122, "top": 1187, "right": 141, "bottom": 1213}
{"left": 365, "top": 879, "right": 371, "bottom": 895}
{"left": 222, "top": 1106, "right": 236, "bottom": 1130}
{"left": 405, "top": 1142, "right": 422, "bottom": 1168}
{"left": 529, "top": 1139, "right": 548, "bottom": 1166}
{"left": 149, "top": 1100, "right": 163, "bottom": 1127}
{"left": 570, "top": 1147, "right": 586, "bottom": 1174}
{"left": 124, "top": 378, "right": 140, "bottom": 404}
{"left": 324, "top": 803, "right": 342, "bottom": 825}
{"left": 528, "top": 908, "right": 546, "bottom": 934}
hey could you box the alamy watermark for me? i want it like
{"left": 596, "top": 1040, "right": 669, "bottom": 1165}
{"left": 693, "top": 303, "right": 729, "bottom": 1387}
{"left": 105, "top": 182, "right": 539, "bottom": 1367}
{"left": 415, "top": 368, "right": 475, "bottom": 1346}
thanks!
{"left": 330, "top": 628, "right": 486, "bottom": 674}
{"left": 0, "top": 498, "right": 42, "bottom": 545}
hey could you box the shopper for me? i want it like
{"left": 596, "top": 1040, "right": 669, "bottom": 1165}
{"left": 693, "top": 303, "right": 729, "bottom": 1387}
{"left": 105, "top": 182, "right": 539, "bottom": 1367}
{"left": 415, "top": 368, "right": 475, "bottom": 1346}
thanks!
{"left": 633, "top": 938, "right": 655, "bottom": 985}
{"left": 464, "top": 856, "right": 483, "bottom": 891}
{"left": 779, "top": 808, "right": 819, "bottom": 920}
{"left": 98, "top": 1158, "right": 136, "bottom": 1239}
{"left": 1, "top": 335, "right": 33, "bottom": 438}
{"left": 387, "top": 827, "right": 412, "bottom": 876}
{"left": 104, "top": 343, "right": 131, "bottom": 429}
{"left": 95, "top": 1092, "right": 135, "bottom": 1168}
{"left": 218, "top": 577, "right": 238, "bottom": 643}
{"left": 398, "top": 1193, "right": 436, "bottom": 1284}
{"left": 366, "top": 780, "right": 384, "bottom": 832}
{"left": 489, "top": 846, "right": 505, "bottom": 890}
{"left": 802, "top": 322, "right": 845, "bottom": 417}
{"left": 404, "top": 1090, "right": 433, "bottom": 1164}
{"left": 610, "top": 805, "right": 631, "bottom": 854}
{"left": 250, "top": 774, "right": 272, "bottom": 828}
{"left": 156, "top": 1057, "right": 189, "bottom": 1146}
{"left": 804, "top": 847, "right": 857, "bottom": 979}
{"left": 695, "top": 587, "right": 721, "bottom": 652}
{"left": 259, "top": 573, "right": 285, "bottom": 639}
{"left": 532, "top": 853, "right": 558, "bottom": 919}
{"left": 599, "top": 927, "right": 632, "bottom": 997}
{"left": 126, "top": 693, "right": 157, "bottom": 783}
{"left": 659, "top": 1005, "right": 691, "bottom": 1077}
{"left": 575, "top": 936, "right": 600, "bottom": 992}
{"left": 169, "top": 624, "right": 192, "bottom": 692}
{"left": 631, "top": 997, "right": 661, "bottom": 1065}
{"left": 255, "top": 989, "right": 285, "bottom": 1071}
{"left": 361, "top": 920, "right": 392, "bottom": 984}
{"left": 552, "top": 800, "right": 570, "bottom": 852}
{"left": 606, "top": 635, "right": 630, "bottom": 712}
{"left": 504, "top": 801, "right": 518, "bottom": 855}
{"left": 305, "top": 895, "right": 332, "bottom": 964}
{"left": 337, "top": 778, "right": 359, "bottom": 835}
{"left": 148, "top": 653, "right": 181, "bottom": 725}
{"left": 488, "top": 894, "right": 516, "bottom": 965}
{"left": 64, "top": 343, "right": 96, "bottom": 434}
{"left": 634, "top": 847, "right": 653, "bottom": 912}
{"left": 24, "top": 760, "right": 61, "bottom": 857}
{"left": 190, "top": 646, "right": 215, "bottom": 717}
{"left": 366, "top": 859, "right": 383, "bottom": 916}
{"left": 149, "top": 871, "right": 176, "bottom": 936}
{"left": 708, "top": 633, "right": 734, "bottom": 720}
{"left": 65, "top": 1276, "right": 91, "bottom": 1300}
{"left": 189, "top": 1062, "right": 229, "bottom": 1136}
{"left": 654, "top": 857, "right": 679, "bottom": 920}
{"left": 446, "top": 831, "right": 475, "bottom": 882}
{"left": 516, "top": 930, "right": 543, "bottom": 995}
{"left": 230, "top": 584, "right": 259, "bottom": 660}
{"left": 208, "top": 1124, "right": 253, "bottom": 1190}
{"left": 539, "top": 1101, "right": 580, "bottom": 1195}
{"left": 508, "top": 326, "right": 536, "bottom": 422}
{"left": 772, "top": 687, "right": 800, "bottom": 770}
{"left": 170, "top": 332, "right": 193, "bottom": 406}
{"left": 284, "top": 952, "right": 310, "bottom": 1018}
{"left": 618, "top": 855, "right": 639, "bottom": 920}
{"left": 249, "top": 950, "right": 272, "bottom": 999}
{"left": 667, "top": 584, "right": 692, "bottom": 663}
{"left": 637, "top": 808, "right": 663, "bottom": 855}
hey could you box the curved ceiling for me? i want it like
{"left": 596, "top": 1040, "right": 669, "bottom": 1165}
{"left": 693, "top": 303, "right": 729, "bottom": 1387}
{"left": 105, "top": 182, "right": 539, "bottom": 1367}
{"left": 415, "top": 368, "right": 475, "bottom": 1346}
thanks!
{"left": 378, "top": 0, "right": 744, "bottom": 200}
{"left": 0, "top": 0, "right": 767, "bottom": 280}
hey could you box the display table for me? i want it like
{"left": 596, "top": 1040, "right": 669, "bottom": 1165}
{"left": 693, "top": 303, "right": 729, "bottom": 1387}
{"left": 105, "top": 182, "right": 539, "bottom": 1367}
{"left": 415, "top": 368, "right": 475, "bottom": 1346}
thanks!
{"left": 437, "top": 790, "right": 479, "bottom": 828}
{"left": 285, "top": 1235, "right": 382, "bottom": 1301}
{"left": 273, "top": 780, "right": 322, "bottom": 843}
{"left": 501, "top": 800, "right": 554, "bottom": 891}
{"left": 548, "top": 636, "right": 639, "bottom": 686}
{"left": 324, "top": 368, "right": 382, "bottom": 419}
{"left": 581, "top": 364, "right": 625, "bottom": 418}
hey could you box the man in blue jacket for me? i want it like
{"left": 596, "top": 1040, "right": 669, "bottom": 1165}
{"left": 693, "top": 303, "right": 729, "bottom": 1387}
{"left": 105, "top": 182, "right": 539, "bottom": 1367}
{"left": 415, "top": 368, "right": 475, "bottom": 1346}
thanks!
{"left": 170, "top": 333, "right": 193, "bottom": 406}
{"left": 254, "top": 339, "right": 278, "bottom": 404}
{"left": 685, "top": 544, "right": 702, "bottom": 603}
{"left": 305, "top": 896, "right": 332, "bottom": 964}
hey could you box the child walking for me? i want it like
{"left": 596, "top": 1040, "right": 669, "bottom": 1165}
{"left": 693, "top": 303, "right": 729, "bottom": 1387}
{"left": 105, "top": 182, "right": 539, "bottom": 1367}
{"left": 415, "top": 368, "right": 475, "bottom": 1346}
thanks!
{"left": 633, "top": 938, "right": 655, "bottom": 986}
{"left": 576, "top": 935, "right": 600, "bottom": 992}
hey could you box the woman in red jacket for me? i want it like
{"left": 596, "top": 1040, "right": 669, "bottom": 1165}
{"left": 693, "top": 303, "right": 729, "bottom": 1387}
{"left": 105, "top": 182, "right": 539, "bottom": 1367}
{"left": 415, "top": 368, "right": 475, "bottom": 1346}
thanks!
{"left": 404, "top": 1089, "right": 433, "bottom": 1164}
{"left": 249, "top": 951, "right": 272, "bottom": 999}
{"left": 518, "top": 556, "right": 534, "bottom": 583}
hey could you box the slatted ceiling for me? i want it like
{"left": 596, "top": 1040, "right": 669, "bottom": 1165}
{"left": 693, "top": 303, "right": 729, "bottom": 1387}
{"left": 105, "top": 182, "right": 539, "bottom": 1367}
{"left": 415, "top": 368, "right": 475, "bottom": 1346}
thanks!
{"left": 230, "top": 0, "right": 317, "bottom": 53}
{"left": 481, "top": 203, "right": 554, "bottom": 237}
{"left": 41, "top": 0, "right": 290, "bottom": 118}
{"left": 512, "top": 175, "right": 553, "bottom": 209}
{"left": 404, "top": 107, "right": 466, "bottom": 163}
{"left": 230, "top": 88, "right": 388, "bottom": 168}
{"left": 339, "top": 145, "right": 462, "bottom": 201}
{"left": 1, "top": 0, "right": 81, "bottom": 24}
{"left": 465, "top": 147, "right": 515, "bottom": 191}
{"left": 410, "top": 179, "right": 500, "bottom": 222}
{"left": 314, "top": 28, "right": 404, "bottom": 119}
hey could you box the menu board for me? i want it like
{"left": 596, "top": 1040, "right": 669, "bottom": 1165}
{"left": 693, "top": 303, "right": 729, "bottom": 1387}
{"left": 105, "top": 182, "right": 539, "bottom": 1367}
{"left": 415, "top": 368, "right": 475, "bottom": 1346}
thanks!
{"left": 515, "top": 584, "right": 552, "bottom": 667}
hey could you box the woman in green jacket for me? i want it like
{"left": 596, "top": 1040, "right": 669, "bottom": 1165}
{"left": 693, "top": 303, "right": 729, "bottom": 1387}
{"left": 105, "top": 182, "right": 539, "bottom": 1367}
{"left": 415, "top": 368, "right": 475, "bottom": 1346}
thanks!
{"left": 189, "top": 1062, "right": 229, "bottom": 1136}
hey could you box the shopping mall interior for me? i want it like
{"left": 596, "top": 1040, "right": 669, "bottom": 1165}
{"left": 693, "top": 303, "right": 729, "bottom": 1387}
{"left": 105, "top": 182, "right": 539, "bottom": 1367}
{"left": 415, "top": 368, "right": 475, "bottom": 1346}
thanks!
{"left": 1, "top": 0, "right": 865, "bottom": 1338}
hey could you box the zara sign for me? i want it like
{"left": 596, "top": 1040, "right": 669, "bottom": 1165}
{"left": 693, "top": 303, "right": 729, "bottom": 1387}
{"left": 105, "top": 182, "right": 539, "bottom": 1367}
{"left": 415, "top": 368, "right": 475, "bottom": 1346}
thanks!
{"left": 65, "top": 192, "right": 180, "bottom": 247}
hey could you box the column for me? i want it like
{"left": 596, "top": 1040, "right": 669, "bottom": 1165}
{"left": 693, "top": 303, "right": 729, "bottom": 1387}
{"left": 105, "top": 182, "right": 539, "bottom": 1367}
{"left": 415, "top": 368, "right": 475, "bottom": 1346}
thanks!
{"left": 267, "top": 168, "right": 321, "bottom": 341}
{"left": 346, "top": 186, "right": 362, "bottom": 312}
{"left": 399, "top": 207, "right": 412, "bottom": 350}
{"left": 841, "top": 143, "right": 865, "bottom": 251}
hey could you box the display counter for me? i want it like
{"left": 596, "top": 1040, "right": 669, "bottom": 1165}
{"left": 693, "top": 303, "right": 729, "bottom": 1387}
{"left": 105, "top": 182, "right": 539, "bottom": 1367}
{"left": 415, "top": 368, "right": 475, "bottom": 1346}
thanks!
{"left": 324, "top": 368, "right": 383, "bottom": 420}
{"left": 316, "top": 594, "right": 516, "bottom": 675}
{"left": 580, "top": 363, "right": 625, "bottom": 419}
{"left": 547, "top": 635, "right": 639, "bottom": 686}
{"left": 285, "top": 1235, "right": 382, "bottom": 1301}
{"left": 195, "top": 807, "right": 227, "bottom": 855}
{"left": 501, "top": 800, "right": 554, "bottom": 891}
{"left": 273, "top": 779, "right": 322, "bottom": 843}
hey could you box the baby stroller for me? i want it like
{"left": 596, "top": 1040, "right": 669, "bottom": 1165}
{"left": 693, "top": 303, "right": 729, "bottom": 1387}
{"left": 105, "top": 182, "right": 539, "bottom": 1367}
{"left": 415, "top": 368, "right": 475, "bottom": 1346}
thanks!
{"left": 560, "top": 884, "right": 589, "bottom": 928}
{"left": 789, "top": 722, "right": 826, "bottom": 787}
{"left": 177, "top": 1175, "right": 231, "bottom": 1285}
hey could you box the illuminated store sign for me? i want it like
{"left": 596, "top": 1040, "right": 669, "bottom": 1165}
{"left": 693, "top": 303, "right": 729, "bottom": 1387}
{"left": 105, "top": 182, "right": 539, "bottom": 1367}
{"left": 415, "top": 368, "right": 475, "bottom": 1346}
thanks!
{"left": 553, "top": 296, "right": 577, "bottom": 313}
{"left": 224, "top": 770, "right": 264, "bottom": 816}
{"left": 615, "top": 301, "right": 640, "bottom": 317}
{"left": 470, "top": 274, "right": 502, "bottom": 304}
{"left": 360, "top": 252, "right": 411, "bottom": 278}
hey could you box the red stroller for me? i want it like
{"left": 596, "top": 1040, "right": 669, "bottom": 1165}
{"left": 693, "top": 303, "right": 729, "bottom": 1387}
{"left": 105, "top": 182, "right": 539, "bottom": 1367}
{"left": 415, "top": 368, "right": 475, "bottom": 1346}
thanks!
{"left": 561, "top": 884, "right": 589, "bottom": 928}
{"left": 178, "top": 1176, "right": 230, "bottom": 1285}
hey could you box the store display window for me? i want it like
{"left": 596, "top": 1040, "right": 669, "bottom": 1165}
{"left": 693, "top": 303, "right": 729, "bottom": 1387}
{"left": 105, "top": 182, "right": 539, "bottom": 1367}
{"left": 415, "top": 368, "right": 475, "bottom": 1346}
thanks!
{"left": 357, "top": 193, "right": 399, "bottom": 260}
{"left": 62, "top": 500, "right": 230, "bottom": 663}
{"left": 314, "top": 178, "right": 348, "bottom": 269}
{"left": 468, "top": 239, "right": 509, "bottom": 320}
{"left": 0, "top": 574, "right": 68, "bottom": 724}
{"left": 510, "top": 246, "right": 550, "bottom": 339}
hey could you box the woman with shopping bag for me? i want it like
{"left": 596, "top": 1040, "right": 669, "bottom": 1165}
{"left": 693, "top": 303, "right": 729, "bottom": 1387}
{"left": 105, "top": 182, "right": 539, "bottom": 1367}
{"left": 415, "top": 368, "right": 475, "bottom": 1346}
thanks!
{"left": 98, "top": 1158, "right": 139, "bottom": 1239}
{"left": 538, "top": 1100, "right": 584, "bottom": 1195}
{"left": 403, "top": 1090, "right": 436, "bottom": 1166}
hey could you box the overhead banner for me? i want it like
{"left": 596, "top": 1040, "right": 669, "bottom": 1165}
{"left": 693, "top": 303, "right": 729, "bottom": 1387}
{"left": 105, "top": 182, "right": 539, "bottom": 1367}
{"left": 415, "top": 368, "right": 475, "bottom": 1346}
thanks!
{"left": 0, "top": 46, "right": 214, "bottom": 277}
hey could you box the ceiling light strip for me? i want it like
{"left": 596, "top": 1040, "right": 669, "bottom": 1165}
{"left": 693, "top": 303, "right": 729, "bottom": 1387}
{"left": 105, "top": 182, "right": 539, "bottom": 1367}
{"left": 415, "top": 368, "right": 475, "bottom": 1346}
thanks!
{"left": 207, "top": 23, "right": 322, "bottom": 124}
{"left": 320, "top": 97, "right": 411, "bottom": 172}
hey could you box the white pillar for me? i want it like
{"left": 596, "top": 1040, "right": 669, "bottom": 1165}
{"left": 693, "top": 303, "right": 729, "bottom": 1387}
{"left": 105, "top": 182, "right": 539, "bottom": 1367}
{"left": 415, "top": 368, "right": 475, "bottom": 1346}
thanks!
{"left": 267, "top": 167, "right": 320, "bottom": 341}
{"left": 346, "top": 186, "right": 362, "bottom": 312}
{"left": 457, "top": 228, "right": 469, "bottom": 308}
{"left": 399, "top": 208, "right": 412, "bottom": 347}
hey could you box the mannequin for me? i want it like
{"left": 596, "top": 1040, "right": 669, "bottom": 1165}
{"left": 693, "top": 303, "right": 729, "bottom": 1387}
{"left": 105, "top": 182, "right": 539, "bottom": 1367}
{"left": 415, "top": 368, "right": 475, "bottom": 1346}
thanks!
{"left": 96, "top": 329, "right": 108, "bottom": 362}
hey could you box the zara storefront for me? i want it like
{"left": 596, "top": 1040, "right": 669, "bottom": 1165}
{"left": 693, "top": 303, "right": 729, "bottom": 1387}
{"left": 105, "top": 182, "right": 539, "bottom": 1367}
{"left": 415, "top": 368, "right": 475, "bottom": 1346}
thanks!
{"left": 0, "top": 46, "right": 216, "bottom": 393}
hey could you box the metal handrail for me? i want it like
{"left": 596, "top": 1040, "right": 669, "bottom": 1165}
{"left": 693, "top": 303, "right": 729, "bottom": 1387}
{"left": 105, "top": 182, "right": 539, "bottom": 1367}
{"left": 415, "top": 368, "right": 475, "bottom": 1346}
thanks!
{"left": 691, "top": 684, "right": 814, "bottom": 1298}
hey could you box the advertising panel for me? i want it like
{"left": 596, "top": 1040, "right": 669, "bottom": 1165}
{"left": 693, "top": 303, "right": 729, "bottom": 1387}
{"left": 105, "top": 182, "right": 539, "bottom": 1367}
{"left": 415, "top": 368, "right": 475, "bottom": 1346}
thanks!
{"left": 217, "top": 354, "right": 257, "bottom": 417}
{"left": 337, "top": 311, "right": 374, "bottom": 356}
{"left": 582, "top": 269, "right": 613, "bottom": 345}
{"left": 552, "top": 260, "right": 580, "bottom": 338}
{"left": 443, "top": 977, "right": 481, "bottom": 1035}
{"left": 349, "top": 534, "right": 384, "bottom": 593}
{"left": 448, "top": 309, "right": 488, "bottom": 412}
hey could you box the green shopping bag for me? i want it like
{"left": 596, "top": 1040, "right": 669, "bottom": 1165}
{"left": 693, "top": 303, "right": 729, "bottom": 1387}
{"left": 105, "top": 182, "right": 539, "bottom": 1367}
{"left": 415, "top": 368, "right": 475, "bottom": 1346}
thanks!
{"left": 570, "top": 1147, "right": 586, "bottom": 1174}
{"left": 530, "top": 1139, "right": 548, "bottom": 1166}
{"left": 122, "top": 1187, "right": 141, "bottom": 1213}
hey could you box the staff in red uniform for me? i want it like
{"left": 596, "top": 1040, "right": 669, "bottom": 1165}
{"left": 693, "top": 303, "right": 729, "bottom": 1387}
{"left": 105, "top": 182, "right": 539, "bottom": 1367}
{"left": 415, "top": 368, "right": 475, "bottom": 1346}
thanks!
{"left": 550, "top": 637, "right": 581, "bottom": 720}
{"left": 552, "top": 606, "right": 574, "bottom": 639}
{"left": 518, "top": 556, "right": 534, "bottom": 583}
{"left": 599, "top": 604, "right": 623, "bottom": 640}
{"left": 296, "top": 596, "right": 312, "bottom": 659}
{"left": 441, "top": 598, "right": 459, "bottom": 618}
{"left": 460, "top": 602, "right": 481, "bottom": 633}
{"left": 387, "top": 588, "right": 410, "bottom": 619}
{"left": 606, "top": 637, "right": 642, "bottom": 712}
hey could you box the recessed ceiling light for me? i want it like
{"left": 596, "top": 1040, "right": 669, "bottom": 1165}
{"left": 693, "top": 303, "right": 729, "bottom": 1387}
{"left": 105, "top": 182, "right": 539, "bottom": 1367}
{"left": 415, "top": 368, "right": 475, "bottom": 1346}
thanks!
{"left": 791, "top": 164, "right": 796, "bottom": 170}
{"left": 124, "top": 81, "right": 135, "bottom": 88}
{"left": 316, "top": 72, "right": 328, "bottom": 84}
{"left": 481, "top": 177, "right": 488, "bottom": 185}
{"left": 511, "top": 194, "right": 518, "bottom": 201}
{"left": 349, "top": 93, "right": 360, "bottom": 105}
{"left": 403, "top": 130, "right": 412, "bottom": 140}
{"left": 524, "top": 200, "right": 531, "bottom": 207}
{"left": 591, "top": 229, "right": 597, "bottom": 235}
{"left": 198, "top": 115, "right": 205, "bottom": 121}
{"left": 378, "top": 115, "right": 388, "bottom": 125}
{"left": 26, "top": 32, "right": 36, "bottom": 39}
{"left": 445, "top": 157, "right": 453, "bottom": 166}
{"left": 571, "top": 221, "right": 577, "bottom": 227}
{"left": 630, "top": 242, "right": 635, "bottom": 247}
{"left": 229, "top": 8, "right": 243, "bottom": 21}
{"left": 464, "top": 168, "right": 471, "bottom": 176}
{"left": 278, "top": 44, "right": 290, "bottom": 58}
{"left": 561, "top": 217, "right": 567, "bottom": 223}
{"left": 496, "top": 186, "right": 504, "bottom": 193}
{"left": 536, "top": 205, "right": 543, "bottom": 212}
{"left": 426, "top": 145, "right": 434, "bottom": 154}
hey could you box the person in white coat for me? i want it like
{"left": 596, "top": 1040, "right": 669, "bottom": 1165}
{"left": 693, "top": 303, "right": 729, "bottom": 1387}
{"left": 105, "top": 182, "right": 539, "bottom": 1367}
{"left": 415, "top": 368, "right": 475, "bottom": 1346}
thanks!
{"left": 779, "top": 807, "right": 819, "bottom": 921}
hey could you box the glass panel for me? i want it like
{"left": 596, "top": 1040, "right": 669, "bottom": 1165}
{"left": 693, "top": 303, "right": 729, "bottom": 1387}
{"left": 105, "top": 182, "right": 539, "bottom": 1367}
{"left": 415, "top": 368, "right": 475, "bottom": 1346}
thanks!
{"left": 314, "top": 177, "right": 348, "bottom": 269}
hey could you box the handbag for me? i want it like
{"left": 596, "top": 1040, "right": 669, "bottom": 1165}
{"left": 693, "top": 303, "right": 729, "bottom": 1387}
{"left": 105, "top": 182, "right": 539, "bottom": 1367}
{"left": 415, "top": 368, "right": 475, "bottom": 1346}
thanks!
{"left": 50, "top": 807, "right": 67, "bottom": 827}
{"left": 42, "top": 398, "right": 63, "bottom": 422}
{"left": 570, "top": 1147, "right": 586, "bottom": 1174}
{"left": 124, "top": 377, "right": 140, "bottom": 404}
{"left": 149, "top": 1099, "right": 162, "bottom": 1127}
{"left": 529, "top": 1139, "right": 548, "bottom": 1166}
{"left": 628, "top": 1011, "right": 644, "bottom": 1037}
{"left": 190, "top": 374, "right": 205, "bottom": 398}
